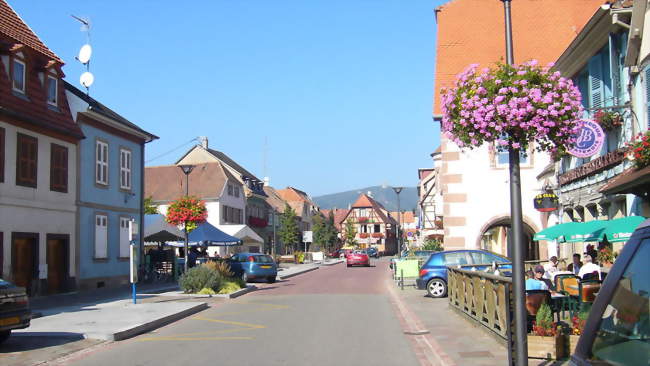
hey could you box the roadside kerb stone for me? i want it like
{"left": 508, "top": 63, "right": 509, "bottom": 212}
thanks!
{"left": 278, "top": 264, "right": 319, "bottom": 279}
{"left": 151, "top": 285, "right": 257, "bottom": 299}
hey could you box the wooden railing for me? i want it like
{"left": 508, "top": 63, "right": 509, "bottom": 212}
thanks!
{"left": 447, "top": 267, "right": 513, "bottom": 340}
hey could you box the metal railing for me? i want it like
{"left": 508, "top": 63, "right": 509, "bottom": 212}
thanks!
{"left": 447, "top": 266, "right": 513, "bottom": 340}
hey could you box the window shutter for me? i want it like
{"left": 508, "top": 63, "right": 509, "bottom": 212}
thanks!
{"left": 588, "top": 54, "right": 605, "bottom": 110}
{"left": 646, "top": 66, "right": 650, "bottom": 128}
{"left": 608, "top": 33, "right": 622, "bottom": 105}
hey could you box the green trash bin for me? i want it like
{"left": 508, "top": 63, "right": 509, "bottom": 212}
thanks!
{"left": 395, "top": 259, "right": 420, "bottom": 278}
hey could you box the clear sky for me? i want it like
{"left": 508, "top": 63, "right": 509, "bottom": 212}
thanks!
{"left": 13, "top": 0, "right": 443, "bottom": 196}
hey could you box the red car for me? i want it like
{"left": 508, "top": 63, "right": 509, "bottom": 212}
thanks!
{"left": 346, "top": 251, "right": 370, "bottom": 267}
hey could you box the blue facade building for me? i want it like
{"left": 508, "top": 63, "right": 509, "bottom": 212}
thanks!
{"left": 65, "top": 82, "right": 157, "bottom": 290}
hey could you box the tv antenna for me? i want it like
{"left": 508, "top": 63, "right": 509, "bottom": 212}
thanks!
{"left": 71, "top": 15, "right": 94, "bottom": 94}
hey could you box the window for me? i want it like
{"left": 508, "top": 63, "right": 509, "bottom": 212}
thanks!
{"left": 119, "top": 217, "right": 131, "bottom": 258}
{"left": 16, "top": 133, "right": 37, "bottom": 187}
{"left": 47, "top": 76, "right": 57, "bottom": 106}
{"left": 443, "top": 251, "right": 472, "bottom": 266}
{"left": 496, "top": 149, "right": 529, "bottom": 166}
{"left": 0, "top": 127, "right": 4, "bottom": 183}
{"left": 95, "top": 140, "right": 108, "bottom": 185}
{"left": 119, "top": 148, "right": 131, "bottom": 190}
{"left": 234, "top": 186, "right": 239, "bottom": 198}
{"left": 94, "top": 214, "right": 108, "bottom": 259}
{"left": 374, "top": 224, "right": 381, "bottom": 233}
{"left": 228, "top": 184, "right": 233, "bottom": 196}
{"left": 590, "top": 239, "right": 649, "bottom": 363}
{"left": 12, "top": 58, "right": 25, "bottom": 93}
{"left": 50, "top": 143, "right": 68, "bottom": 192}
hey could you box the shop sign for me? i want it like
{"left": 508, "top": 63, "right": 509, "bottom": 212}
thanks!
{"left": 533, "top": 193, "right": 559, "bottom": 212}
{"left": 559, "top": 148, "right": 627, "bottom": 185}
{"left": 568, "top": 120, "right": 605, "bottom": 158}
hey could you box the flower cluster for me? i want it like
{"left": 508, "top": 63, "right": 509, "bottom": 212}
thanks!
{"left": 359, "top": 233, "right": 370, "bottom": 239}
{"left": 597, "top": 245, "right": 614, "bottom": 264}
{"left": 626, "top": 130, "right": 650, "bottom": 169}
{"left": 440, "top": 60, "right": 584, "bottom": 155}
{"left": 594, "top": 109, "right": 623, "bottom": 131}
{"left": 165, "top": 196, "right": 207, "bottom": 232}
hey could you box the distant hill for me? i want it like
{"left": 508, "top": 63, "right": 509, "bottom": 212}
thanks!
{"left": 313, "top": 186, "right": 418, "bottom": 212}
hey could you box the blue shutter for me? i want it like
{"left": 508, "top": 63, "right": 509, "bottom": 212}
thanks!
{"left": 646, "top": 66, "right": 650, "bottom": 128}
{"left": 609, "top": 33, "right": 621, "bottom": 105}
{"left": 588, "top": 53, "right": 605, "bottom": 110}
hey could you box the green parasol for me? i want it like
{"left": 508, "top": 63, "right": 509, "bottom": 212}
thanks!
{"left": 564, "top": 220, "right": 609, "bottom": 243}
{"left": 599, "top": 216, "right": 646, "bottom": 243}
{"left": 533, "top": 221, "right": 583, "bottom": 242}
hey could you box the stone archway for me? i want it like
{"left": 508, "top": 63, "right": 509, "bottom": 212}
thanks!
{"left": 475, "top": 215, "right": 540, "bottom": 260}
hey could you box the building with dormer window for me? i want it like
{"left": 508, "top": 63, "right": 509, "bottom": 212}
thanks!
{"left": 0, "top": 0, "right": 84, "bottom": 295}
{"left": 340, "top": 193, "right": 397, "bottom": 255}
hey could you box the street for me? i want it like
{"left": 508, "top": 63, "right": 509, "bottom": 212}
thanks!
{"left": 58, "top": 260, "right": 420, "bottom": 366}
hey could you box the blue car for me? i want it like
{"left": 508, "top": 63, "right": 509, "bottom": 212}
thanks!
{"left": 416, "top": 250, "right": 510, "bottom": 298}
{"left": 227, "top": 253, "right": 278, "bottom": 283}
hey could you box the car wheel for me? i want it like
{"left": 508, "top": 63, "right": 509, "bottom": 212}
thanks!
{"left": 347, "top": 264, "right": 351, "bottom": 267}
{"left": 241, "top": 272, "right": 249, "bottom": 283}
{"left": 266, "top": 276, "right": 276, "bottom": 284}
{"left": 0, "top": 330, "right": 10, "bottom": 344}
{"left": 426, "top": 278, "right": 447, "bottom": 298}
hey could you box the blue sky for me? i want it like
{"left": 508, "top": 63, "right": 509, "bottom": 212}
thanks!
{"left": 14, "top": 0, "right": 443, "bottom": 196}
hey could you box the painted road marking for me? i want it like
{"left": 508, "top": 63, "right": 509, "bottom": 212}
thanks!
{"left": 139, "top": 336, "right": 253, "bottom": 341}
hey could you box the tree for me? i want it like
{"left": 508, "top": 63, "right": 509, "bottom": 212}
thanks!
{"left": 325, "top": 211, "right": 339, "bottom": 252}
{"left": 278, "top": 204, "right": 300, "bottom": 254}
{"left": 421, "top": 238, "right": 443, "bottom": 252}
{"left": 144, "top": 196, "right": 158, "bottom": 215}
{"left": 343, "top": 220, "right": 357, "bottom": 248}
{"left": 312, "top": 214, "right": 326, "bottom": 251}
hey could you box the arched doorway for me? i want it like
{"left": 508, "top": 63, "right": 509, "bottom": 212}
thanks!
{"left": 477, "top": 216, "right": 539, "bottom": 261}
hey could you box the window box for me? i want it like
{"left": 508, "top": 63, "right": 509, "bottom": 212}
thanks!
{"left": 371, "top": 233, "right": 384, "bottom": 238}
{"left": 359, "top": 233, "right": 369, "bottom": 239}
{"left": 358, "top": 217, "right": 369, "bottom": 223}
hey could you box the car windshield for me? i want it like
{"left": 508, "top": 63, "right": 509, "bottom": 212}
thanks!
{"left": 253, "top": 255, "right": 274, "bottom": 263}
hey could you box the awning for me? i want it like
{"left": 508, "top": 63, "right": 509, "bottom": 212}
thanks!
{"left": 533, "top": 221, "right": 583, "bottom": 242}
{"left": 596, "top": 216, "right": 646, "bottom": 243}
{"left": 599, "top": 165, "right": 650, "bottom": 197}
{"left": 144, "top": 214, "right": 184, "bottom": 242}
{"left": 564, "top": 220, "right": 608, "bottom": 243}
{"left": 187, "top": 222, "right": 242, "bottom": 246}
{"left": 217, "top": 224, "right": 264, "bottom": 244}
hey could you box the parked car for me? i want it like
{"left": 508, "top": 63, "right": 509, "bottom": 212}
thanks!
{"left": 339, "top": 249, "right": 354, "bottom": 258}
{"left": 227, "top": 253, "right": 278, "bottom": 283}
{"left": 328, "top": 248, "right": 342, "bottom": 258}
{"left": 347, "top": 251, "right": 370, "bottom": 267}
{"left": 0, "top": 278, "right": 31, "bottom": 344}
{"left": 416, "top": 250, "right": 510, "bottom": 298}
{"left": 389, "top": 250, "right": 437, "bottom": 269}
{"left": 363, "top": 247, "right": 379, "bottom": 258}
{"left": 570, "top": 218, "right": 649, "bottom": 366}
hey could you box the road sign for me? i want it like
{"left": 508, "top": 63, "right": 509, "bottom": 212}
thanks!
{"left": 302, "top": 231, "right": 313, "bottom": 243}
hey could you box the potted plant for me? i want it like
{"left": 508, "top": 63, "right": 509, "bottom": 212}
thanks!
{"left": 594, "top": 109, "right": 623, "bottom": 131}
{"left": 528, "top": 303, "right": 566, "bottom": 360}
{"left": 568, "top": 308, "right": 590, "bottom": 354}
{"left": 597, "top": 245, "right": 614, "bottom": 267}
{"left": 627, "top": 130, "right": 650, "bottom": 169}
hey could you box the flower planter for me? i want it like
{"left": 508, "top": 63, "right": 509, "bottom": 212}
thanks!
{"left": 527, "top": 334, "right": 566, "bottom": 360}
{"left": 567, "top": 334, "right": 580, "bottom": 356}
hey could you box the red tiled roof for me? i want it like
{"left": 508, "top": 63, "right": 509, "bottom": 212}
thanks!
{"left": 351, "top": 194, "right": 374, "bottom": 208}
{"left": 263, "top": 186, "right": 289, "bottom": 213}
{"left": 433, "top": 0, "right": 603, "bottom": 115}
{"left": 390, "top": 211, "right": 415, "bottom": 224}
{"left": 418, "top": 169, "right": 434, "bottom": 180}
{"left": 0, "top": 0, "right": 63, "bottom": 64}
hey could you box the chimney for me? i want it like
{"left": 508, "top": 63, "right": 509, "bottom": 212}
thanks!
{"left": 198, "top": 136, "right": 208, "bottom": 149}
{"left": 264, "top": 177, "right": 270, "bottom": 186}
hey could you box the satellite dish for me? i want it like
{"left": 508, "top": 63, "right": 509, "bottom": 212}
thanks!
{"left": 80, "top": 71, "right": 94, "bottom": 88}
{"left": 77, "top": 44, "right": 92, "bottom": 64}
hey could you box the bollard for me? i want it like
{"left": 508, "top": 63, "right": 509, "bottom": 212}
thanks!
{"left": 401, "top": 269, "right": 404, "bottom": 291}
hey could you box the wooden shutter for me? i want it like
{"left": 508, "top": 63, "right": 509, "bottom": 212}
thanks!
{"left": 50, "top": 144, "right": 68, "bottom": 192}
{"left": 0, "top": 127, "right": 4, "bottom": 183}
{"left": 609, "top": 33, "right": 622, "bottom": 105}
{"left": 16, "top": 133, "right": 37, "bottom": 187}
{"left": 588, "top": 52, "right": 605, "bottom": 110}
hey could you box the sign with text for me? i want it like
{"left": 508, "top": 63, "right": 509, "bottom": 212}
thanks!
{"left": 568, "top": 120, "right": 604, "bottom": 158}
{"left": 533, "top": 193, "right": 559, "bottom": 212}
{"left": 302, "top": 231, "right": 313, "bottom": 243}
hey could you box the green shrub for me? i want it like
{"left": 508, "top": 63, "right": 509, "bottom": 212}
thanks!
{"left": 218, "top": 280, "right": 243, "bottom": 294}
{"left": 179, "top": 266, "right": 222, "bottom": 294}
{"left": 203, "top": 260, "right": 234, "bottom": 278}
{"left": 421, "top": 239, "right": 443, "bottom": 252}
{"left": 197, "top": 288, "right": 216, "bottom": 295}
{"left": 536, "top": 303, "right": 553, "bottom": 330}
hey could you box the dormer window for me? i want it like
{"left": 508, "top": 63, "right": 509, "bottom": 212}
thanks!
{"left": 47, "top": 75, "right": 57, "bottom": 106}
{"left": 12, "top": 58, "right": 26, "bottom": 93}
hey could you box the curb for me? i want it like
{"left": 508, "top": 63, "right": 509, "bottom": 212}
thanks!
{"left": 152, "top": 285, "right": 257, "bottom": 299}
{"left": 86, "top": 302, "right": 209, "bottom": 341}
{"left": 320, "top": 259, "right": 345, "bottom": 266}
{"left": 278, "top": 266, "right": 319, "bottom": 279}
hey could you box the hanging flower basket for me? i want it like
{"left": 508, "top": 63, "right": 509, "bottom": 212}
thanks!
{"left": 165, "top": 196, "right": 207, "bottom": 232}
{"left": 440, "top": 60, "right": 583, "bottom": 155}
{"left": 626, "top": 131, "right": 650, "bottom": 169}
{"left": 594, "top": 109, "right": 623, "bottom": 131}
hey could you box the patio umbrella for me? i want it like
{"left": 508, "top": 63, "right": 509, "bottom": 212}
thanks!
{"left": 187, "top": 222, "right": 242, "bottom": 246}
{"left": 564, "top": 220, "right": 609, "bottom": 243}
{"left": 600, "top": 216, "right": 646, "bottom": 243}
{"left": 533, "top": 221, "right": 583, "bottom": 242}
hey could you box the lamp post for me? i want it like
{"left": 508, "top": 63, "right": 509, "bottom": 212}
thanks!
{"left": 500, "top": 0, "right": 527, "bottom": 364}
{"left": 392, "top": 187, "right": 403, "bottom": 258}
{"left": 178, "top": 164, "right": 195, "bottom": 273}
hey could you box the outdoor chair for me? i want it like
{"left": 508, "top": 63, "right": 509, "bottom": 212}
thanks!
{"left": 554, "top": 273, "right": 576, "bottom": 292}
{"left": 560, "top": 276, "right": 580, "bottom": 296}
{"left": 579, "top": 280, "right": 601, "bottom": 304}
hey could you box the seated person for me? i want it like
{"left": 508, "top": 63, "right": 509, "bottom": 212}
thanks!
{"left": 543, "top": 256, "right": 559, "bottom": 279}
{"left": 578, "top": 254, "right": 601, "bottom": 280}
{"left": 567, "top": 253, "right": 582, "bottom": 275}
{"left": 525, "top": 266, "right": 549, "bottom": 291}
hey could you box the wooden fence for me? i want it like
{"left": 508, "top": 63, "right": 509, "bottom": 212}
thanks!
{"left": 447, "top": 267, "right": 513, "bottom": 340}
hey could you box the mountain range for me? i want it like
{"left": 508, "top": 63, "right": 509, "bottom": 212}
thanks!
{"left": 312, "top": 186, "right": 418, "bottom": 212}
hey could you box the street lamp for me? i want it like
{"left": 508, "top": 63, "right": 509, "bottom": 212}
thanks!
{"left": 178, "top": 164, "right": 195, "bottom": 273}
{"left": 500, "top": 0, "right": 527, "bottom": 364}
{"left": 392, "top": 187, "right": 403, "bottom": 258}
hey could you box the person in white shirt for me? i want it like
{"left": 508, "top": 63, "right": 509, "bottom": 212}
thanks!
{"left": 543, "top": 256, "right": 559, "bottom": 280}
{"left": 578, "top": 254, "right": 601, "bottom": 280}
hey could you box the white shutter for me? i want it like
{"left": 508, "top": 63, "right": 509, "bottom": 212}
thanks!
{"left": 120, "top": 149, "right": 132, "bottom": 189}
{"left": 95, "top": 215, "right": 108, "bottom": 258}
{"left": 119, "top": 217, "right": 130, "bottom": 257}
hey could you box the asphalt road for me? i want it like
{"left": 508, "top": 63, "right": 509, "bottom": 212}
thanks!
{"left": 65, "top": 259, "right": 420, "bottom": 366}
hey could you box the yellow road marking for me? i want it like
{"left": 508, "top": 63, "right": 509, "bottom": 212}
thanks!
{"left": 191, "top": 317, "right": 266, "bottom": 329}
